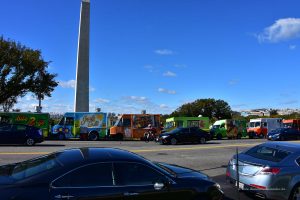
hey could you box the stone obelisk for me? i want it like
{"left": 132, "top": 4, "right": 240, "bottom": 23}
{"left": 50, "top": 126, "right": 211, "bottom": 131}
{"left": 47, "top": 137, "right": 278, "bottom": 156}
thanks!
{"left": 74, "top": 0, "right": 90, "bottom": 112}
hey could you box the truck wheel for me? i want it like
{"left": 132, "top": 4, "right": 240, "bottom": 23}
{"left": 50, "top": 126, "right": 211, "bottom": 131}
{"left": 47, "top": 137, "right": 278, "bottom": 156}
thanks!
{"left": 88, "top": 132, "right": 99, "bottom": 141}
{"left": 216, "top": 134, "right": 222, "bottom": 140}
{"left": 25, "top": 138, "right": 35, "bottom": 146}
{"left": 58, "top": 132, "right": 65, "bottom": 140}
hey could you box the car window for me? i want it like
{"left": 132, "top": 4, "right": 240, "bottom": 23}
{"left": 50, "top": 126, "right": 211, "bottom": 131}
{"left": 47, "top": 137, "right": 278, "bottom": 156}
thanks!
{"left": 113, "top": 162, "right": 166, "bottom": 186}
{"left": 246, "top": 146, "right": 291, "bottom": 162}
{"left": 13, "top": 125, "right": 27, "bottom": 131}
{"left": 0, "top": 124, "right": 12, "bottom": 131}
{"left": 53, "top": 163, "right": 113, "bottom": 187}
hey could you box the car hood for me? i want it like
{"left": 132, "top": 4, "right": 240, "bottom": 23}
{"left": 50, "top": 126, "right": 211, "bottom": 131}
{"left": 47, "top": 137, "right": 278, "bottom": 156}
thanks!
{"left": 158, "top": 162, "right": 209, "bottom": 180}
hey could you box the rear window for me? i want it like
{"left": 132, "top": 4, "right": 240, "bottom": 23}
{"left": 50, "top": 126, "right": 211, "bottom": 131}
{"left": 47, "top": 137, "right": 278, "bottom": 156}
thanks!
{"left": 245, "top": 145, "right": 291, "bottom": 162}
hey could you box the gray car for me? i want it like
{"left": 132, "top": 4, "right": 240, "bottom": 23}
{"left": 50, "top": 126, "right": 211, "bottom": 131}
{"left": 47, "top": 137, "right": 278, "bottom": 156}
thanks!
{"left": 226, "top": 142, "right": 300, "bottom": 200}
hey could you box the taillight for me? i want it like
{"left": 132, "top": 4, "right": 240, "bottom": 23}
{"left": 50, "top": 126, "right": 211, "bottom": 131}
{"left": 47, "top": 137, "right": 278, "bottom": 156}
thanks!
{"left": 259, "top": 167, "right": 280, "bottom": 175}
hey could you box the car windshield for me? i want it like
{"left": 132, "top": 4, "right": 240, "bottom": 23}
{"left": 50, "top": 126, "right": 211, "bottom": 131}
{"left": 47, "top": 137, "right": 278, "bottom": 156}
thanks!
{"left": 10, "top": 153, "right": 62, "bottom": 180}
{"left": 167, "top": 128, "right": 183, "bottom": 134}
{"left": 212, "top": 125, "right": 220, "bottom": 129}
{"left": 245, "top": 145, "right": 291, "bottom": 162}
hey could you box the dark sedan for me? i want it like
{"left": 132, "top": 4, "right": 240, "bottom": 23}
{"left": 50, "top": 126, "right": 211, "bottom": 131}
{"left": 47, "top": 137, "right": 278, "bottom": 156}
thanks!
{"left": 0, "top": 124, "right": 43, "bottom": 146}
{"left": 267, "top": 128, "right": 300, "bottom": 141}
{"left": 0, "top": 148, "right": 223, "bottom": 200}
{"left": 158, "top": 127, "right": 211, "bottom": 145}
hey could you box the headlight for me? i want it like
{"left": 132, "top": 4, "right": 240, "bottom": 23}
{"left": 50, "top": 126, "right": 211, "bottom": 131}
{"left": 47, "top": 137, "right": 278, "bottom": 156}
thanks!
{"left": 161, "top": 135, "right": 169, "bottom": 139}
{"left": 214, "top": 183, "right": 222, "bottom": 190}
{"left": 38, "top": 129, "right": 43, "bottom": 136}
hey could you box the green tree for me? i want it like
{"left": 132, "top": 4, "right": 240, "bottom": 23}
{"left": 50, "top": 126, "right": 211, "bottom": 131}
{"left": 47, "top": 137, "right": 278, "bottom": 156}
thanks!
{"left": 170, "top": 98, "right": 232, "bottom": 120}
{"left": 0, "top": 36, "right": 58, "bottom": 111}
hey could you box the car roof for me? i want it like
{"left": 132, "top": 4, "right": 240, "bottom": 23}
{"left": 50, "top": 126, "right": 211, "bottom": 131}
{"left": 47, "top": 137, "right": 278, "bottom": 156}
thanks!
{"left": 56, "top": 147, "right": 147, "bottom": 165}
{"left": 262, "top": 142, "right": 300, "bottom": 153}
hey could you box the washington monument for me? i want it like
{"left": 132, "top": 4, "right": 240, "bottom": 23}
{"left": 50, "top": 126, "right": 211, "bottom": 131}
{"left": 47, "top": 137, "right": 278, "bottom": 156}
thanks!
{"left": 74, "top": 0, "right": 90, "bottom": 112}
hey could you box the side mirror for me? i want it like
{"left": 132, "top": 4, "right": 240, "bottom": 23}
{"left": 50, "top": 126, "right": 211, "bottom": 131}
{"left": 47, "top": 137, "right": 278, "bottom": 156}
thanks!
{"left": 154, "top": 182, "right": 165, "bottom": 191}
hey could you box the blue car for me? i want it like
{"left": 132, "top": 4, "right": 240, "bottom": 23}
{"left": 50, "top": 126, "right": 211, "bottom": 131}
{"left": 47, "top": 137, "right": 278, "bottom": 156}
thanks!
{"left": 267, "top": 128, "right": 300, "bottom": 141}
{"left": 226, "top": 142, "right": 300, "bottom": 200}
{"left": 0, "top": 124, "right": 43, "bottom": 146}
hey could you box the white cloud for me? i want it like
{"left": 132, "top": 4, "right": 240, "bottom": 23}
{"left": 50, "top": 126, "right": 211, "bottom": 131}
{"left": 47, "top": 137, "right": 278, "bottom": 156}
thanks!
{"left": 94, "top": 98, "right": 110, "bottom": 103}
{"left": 174, "top": 64, "right": 187, "bottom": 68}
{"left": 163, "top": 71, "right": 177, "bottom": 77}
{"left": 289, "top": 45, "right": 297, "bottom": 50}
{"left": 229, "top": 79, "right": 239, "bottom": 85}
{"left": 125, "top": 96, "right": 148, "bottom": 103}
{"left": 154, "top": 49, "right": 174, "bottom": 55}
{"left": 257, "top": 18, "right": 300, "bottom": 43}
{"left": 160, "top": 104, "right": 169, "bottom": 108}
{"left": 89, "top": 87, "right": 96, "bottom": 92}
{"left": 58, "top": 80, "right": 76, "bottom": 88}
{"left": 158, "top": 88, "right": 176, "bottom": 94}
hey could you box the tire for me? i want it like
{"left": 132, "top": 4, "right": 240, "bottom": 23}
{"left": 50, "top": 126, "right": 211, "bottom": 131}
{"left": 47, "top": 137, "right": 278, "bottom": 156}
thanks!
{"left": 25, "top": 138, "right": 35, "bottom": 146}
{"left": 289, "top": 184, "right": 300, "bottom": 200}
{"left": 170, "top": 138, "right": 177, "bottom": 145}
{"left": 58, "top": 132, "right": 65, "bottom": 140}
{"left": 199, "top": 137, "right": 206, "bottom": 144}
{"left": 88, "top": 132, "right": 99, "bottom": 141}
{"left": 216, "top": 134, "right": 222, "bottom": 140}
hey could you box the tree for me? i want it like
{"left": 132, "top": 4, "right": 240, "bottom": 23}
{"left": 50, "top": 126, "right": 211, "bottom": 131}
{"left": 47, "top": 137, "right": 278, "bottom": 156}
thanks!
{"left": 170, "top": 98, "right": 232, "bottom": 120}
{"left": 0, "top": 36, "right": 58, "bottom": 111}
{"left": 270, "top": 109, "right": 278, "bottom": 116}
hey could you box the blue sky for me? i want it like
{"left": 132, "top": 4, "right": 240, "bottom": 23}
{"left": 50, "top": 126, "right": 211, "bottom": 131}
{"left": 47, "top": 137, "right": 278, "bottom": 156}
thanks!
{"left": 1, "top": 0, "right": 300, "bottom": 114}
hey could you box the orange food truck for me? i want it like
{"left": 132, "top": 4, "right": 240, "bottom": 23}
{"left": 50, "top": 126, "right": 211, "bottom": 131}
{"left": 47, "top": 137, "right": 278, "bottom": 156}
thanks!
{"left": 109, "top": 114, "right": 161, "bottom": 140}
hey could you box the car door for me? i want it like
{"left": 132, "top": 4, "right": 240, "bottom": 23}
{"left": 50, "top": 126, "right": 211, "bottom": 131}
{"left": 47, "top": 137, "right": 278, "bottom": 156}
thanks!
{"left": 0, "top": 124, "right": 13, "bottom": 144}
{"left": 11, "top": 125, "right": 27, "bottom": 144}
{"left": 113, "top": 162, "right": 184, "bottom": 200}
{"left": 50, "top": 162, "right": 123, "bottom": 200}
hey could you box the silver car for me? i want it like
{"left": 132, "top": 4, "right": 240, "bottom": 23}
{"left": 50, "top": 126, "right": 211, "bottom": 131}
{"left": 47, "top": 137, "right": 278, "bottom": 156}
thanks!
{"left": 226, "top": 142, "right": 300, "bottom": 200}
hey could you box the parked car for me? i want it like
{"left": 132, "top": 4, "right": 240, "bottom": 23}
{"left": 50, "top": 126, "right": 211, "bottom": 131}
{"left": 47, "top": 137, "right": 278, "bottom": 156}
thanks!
{"left": 267, "top": 128, "right": 300, "bottom": 141}
{"left": 0, "top": 124, "right": 43, "bottom": 146}
{"left": 226, "top": 142, "right": 300, "bottom": 200}
{"left": 0, "top": 147, "right": 223, "bottom": 200}
{"left": 158, "top": 127, "right": 211, "bottom": 145}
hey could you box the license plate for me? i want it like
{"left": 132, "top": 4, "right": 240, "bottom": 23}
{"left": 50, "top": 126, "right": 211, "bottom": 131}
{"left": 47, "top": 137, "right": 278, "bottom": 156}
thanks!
{"left": 236, "top": 182, "right": 244, "bottom": 190}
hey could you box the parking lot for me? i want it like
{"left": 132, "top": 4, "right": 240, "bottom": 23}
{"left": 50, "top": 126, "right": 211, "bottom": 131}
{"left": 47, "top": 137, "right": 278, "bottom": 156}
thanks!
{"left": 0, "top": 138, "right": 277, "bottom": 199}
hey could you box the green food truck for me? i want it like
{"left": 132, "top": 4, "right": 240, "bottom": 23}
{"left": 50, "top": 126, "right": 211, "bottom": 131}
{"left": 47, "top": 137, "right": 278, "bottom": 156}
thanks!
{"left": 0, "top": 112, "right": 50, "bottom": 137}
{"left": 210, "top": 119, "right": 247, "bottom": 140}
{"left": 164, "top": 117, "right": 210, "bottom": 132}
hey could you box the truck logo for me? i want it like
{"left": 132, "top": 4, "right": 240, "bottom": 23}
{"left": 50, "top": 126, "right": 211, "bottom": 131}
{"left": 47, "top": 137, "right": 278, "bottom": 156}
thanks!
{"left": 16, "top": 115, "right": 28, "bottom": 122}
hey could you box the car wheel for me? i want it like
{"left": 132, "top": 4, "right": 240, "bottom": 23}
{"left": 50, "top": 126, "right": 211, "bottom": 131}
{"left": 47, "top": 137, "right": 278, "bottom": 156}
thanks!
{"left": 289, "top": 184, "right": 300, "bottom": 200}
{"left": 88, "top": 132, "right": 99, "bottom": 141}
{"left": 170, "top": 138, "right": 177, "bottom": 145}
{"left": 199, "top": 137, "right": 206, "bottom": 144}
{"left": 297, "top": 136, "right": 300, "bottom": 140}
{"left": 25, "top": 138, "right": 35, "bottom": 146}
{"left": 216, "top": 134, "right": 222, "bottom": 140}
